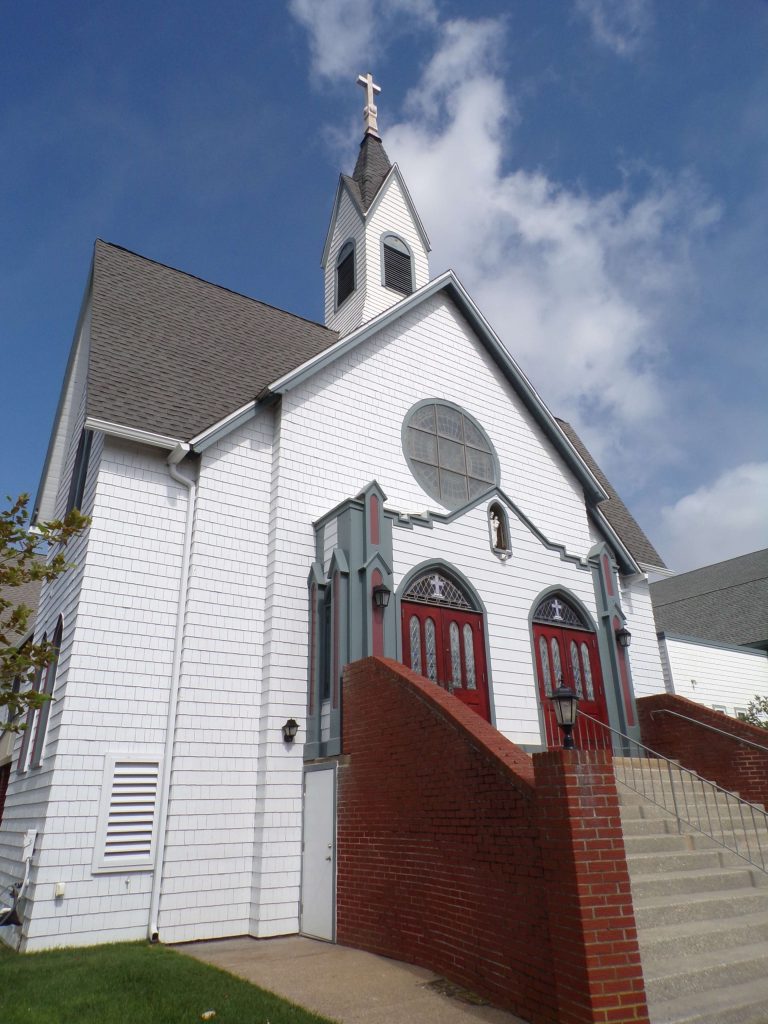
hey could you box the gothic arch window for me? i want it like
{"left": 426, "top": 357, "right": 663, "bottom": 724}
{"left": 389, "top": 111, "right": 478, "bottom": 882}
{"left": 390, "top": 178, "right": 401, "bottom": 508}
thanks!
{"left": 488, "top": 502, "right": 511, "bottom": 558}
{"left": 532, "top": 594, "right": 591, "bottom": 630}
{"left": 403, "top": 400, "right": 499, "bottom": 510}
{"left": 381, "top": 234, "right": 413, "bottom": 295}
{"left": 402, "top": 568, "right": 474, "bottom": 610}
{"left": 336, "top": 240, "right": 356, "bottom": 307}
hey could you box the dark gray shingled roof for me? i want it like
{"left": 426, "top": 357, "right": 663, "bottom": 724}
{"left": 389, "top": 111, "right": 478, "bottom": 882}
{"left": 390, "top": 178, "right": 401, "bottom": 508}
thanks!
{"left": 87, "top": 240, "right": 339, "bottom": 441}
{"left": 342, "top": 134, "right": 392, "bottom": 211}
{"left": 1, "top": 573, "right": 42, "bottom": 644}
{"left": 651, "top": 549, "right": 768, "bottom": 650}
{"left": 556, "top": 419, "right": 666, "bottom": 570}
{"left": 84, "top": 242, "right": 662, "bottom": 572}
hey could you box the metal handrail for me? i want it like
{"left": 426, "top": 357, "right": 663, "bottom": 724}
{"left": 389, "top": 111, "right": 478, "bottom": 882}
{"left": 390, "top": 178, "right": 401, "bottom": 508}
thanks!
{"left": 650, "top": 708, "right": 768, "bottom": 755}
{"left": 578, "top": 711, "right": 768, "bottom": 875}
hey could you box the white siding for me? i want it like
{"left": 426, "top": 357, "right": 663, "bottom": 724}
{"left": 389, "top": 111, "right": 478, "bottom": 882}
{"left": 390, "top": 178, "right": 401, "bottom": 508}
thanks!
{"left": 158, "top": 412, "right": 274, "bottom": 944}
{"left": 361, "top": 173, "right": 430, "bottom": 322}
{"left": 660, "top": 636, "right": 768, "bottom": 716}
{"left": 620, "top": 579, "right": 667, "bottom": 698}
{"left": 324, "top": 189, "right": 366, "bottom": 335}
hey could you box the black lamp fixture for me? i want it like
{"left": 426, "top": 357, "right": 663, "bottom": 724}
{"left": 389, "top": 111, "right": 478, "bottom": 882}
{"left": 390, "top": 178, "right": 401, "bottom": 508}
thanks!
{"left": 549, "top": 685, "right": 580, "bottom": 749}
{"left": 281, "top": 718, "right": 299, "bottom": 743}
{"left": 372, "top": 583, "right": 391, "bottom": 608}
{"left": 615, "top": 626, "right": 632, "bottom": 649}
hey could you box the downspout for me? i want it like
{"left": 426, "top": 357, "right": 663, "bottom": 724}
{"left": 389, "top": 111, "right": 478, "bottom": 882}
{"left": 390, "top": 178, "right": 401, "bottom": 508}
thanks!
{"left": 148, "top": 442, "right": 195, "bottom": 942}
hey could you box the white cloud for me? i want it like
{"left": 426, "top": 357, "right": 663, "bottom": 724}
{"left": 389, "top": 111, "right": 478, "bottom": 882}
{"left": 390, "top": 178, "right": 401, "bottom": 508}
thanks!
{"left": 656, "top": 463, "right": 768, "bottom": 572}
{"left": 387, "top": 20, "right": 718, "bottom": 466}
{"left": 288, "top": 0, "right": 437, "bottom": 82}
{"left": 574, "top": 0, "right": 653, "bottom": 56}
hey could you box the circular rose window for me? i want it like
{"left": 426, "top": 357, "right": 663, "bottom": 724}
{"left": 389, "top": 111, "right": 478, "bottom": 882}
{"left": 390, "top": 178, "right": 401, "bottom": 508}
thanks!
{"left": 402, "top": 400, "right": 499, "bottom": 509}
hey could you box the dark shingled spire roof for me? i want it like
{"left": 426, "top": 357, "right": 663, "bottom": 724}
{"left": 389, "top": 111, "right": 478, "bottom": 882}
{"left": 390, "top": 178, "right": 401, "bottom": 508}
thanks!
{"left": 348, "top": 134, "right": 392, "bottom": 210}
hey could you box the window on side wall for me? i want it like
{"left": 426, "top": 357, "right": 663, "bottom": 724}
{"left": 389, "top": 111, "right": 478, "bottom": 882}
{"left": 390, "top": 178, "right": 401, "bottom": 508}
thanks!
{"left": 29, "top": 616, "right": 64, "bottom": 768}
{"left": 66, "top": 429, "right": 94, "bottom": 514}
{"left": 336, "top": 241, "right": 355, "bottom": 307}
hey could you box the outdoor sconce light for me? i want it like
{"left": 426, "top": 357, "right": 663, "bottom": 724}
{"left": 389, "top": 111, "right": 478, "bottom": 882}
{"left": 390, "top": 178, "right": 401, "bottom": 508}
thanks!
{"left": 549, "top": 685, "right": 580, "bottom": 750}
{"left": 372, "top": 584, "right": 391, "bottom": 608}
{"left": 616, "top": 626, "right": 632, "bottom": 649}
{"left": 281, "top": 718, "right": 299, "bottom": 743}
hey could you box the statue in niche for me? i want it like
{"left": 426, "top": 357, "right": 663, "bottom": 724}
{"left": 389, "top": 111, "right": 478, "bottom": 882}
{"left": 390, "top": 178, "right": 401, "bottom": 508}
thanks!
{"left": 489, "top": 504, "right": 508, "bottom": 553}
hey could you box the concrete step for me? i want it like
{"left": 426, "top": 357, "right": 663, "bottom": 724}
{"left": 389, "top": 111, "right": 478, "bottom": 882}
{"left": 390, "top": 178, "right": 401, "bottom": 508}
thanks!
{"left": 623, "top": 832, "right": 754, "bottom": 855}
{"left": 622, "top": 815, "right": 680, "bottom": 836}
{"left": 648, "top": 973, "right": 768, "bottom": 1024}
{"left": 627, "top": 848, "right": 741, "bottom": 876}
{"left": 645, "top": 941, "right": 768, "bottom": 1003}
{"left": 634, "top": 887, "right": 768, "bottom": 930}
{"left": 639, "top": 908, "right": 768, "bottom": 961}
{"left": 631, "top": 865, "right": 765, "bottom": 900}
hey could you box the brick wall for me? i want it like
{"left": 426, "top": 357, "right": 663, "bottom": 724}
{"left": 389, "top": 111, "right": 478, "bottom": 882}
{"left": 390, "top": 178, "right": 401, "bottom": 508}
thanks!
{"left": 638, "top": 693, "right": 768, "bottom": 808}
{"left": 338, "top": 657, "right": 649, "bottom": 1024}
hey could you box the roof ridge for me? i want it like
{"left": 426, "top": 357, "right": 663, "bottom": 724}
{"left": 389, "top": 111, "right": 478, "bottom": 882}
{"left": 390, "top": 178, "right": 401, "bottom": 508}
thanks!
{"left": 94, "top": 239, "right": 337, "bottom": 337}
{"left": 652, "top": 577, "right": 767, "bottom": 607}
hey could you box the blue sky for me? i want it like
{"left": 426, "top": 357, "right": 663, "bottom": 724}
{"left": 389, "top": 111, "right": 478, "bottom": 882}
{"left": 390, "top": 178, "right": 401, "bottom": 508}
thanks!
{"left": 1, "top": 0, "right": 766, "bottom": 572}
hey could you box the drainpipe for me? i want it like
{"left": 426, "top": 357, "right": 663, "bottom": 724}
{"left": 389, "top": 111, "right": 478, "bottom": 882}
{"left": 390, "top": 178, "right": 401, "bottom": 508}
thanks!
{"left": 148, "top": 442, "right": 195, "bottom": 942}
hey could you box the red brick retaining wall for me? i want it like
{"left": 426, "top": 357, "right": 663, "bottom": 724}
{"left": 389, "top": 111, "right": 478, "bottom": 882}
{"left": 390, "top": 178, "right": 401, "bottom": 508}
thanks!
{"left": 337, "top": 657, "right": 649, "bottom": 1024}
{"left": 637, "top": 693, "right": 768, "bottom": 807}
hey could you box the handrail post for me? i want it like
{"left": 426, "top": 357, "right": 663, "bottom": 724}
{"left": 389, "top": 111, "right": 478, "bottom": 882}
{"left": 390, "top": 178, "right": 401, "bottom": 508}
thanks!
{"left": 667, "top": 759, "right": 682, "bottom": 834}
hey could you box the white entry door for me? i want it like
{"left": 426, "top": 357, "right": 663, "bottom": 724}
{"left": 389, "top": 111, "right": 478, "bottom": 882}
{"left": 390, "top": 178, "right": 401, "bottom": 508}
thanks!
{"left": 301, "top": 766, "right": 335, "bottom": 941}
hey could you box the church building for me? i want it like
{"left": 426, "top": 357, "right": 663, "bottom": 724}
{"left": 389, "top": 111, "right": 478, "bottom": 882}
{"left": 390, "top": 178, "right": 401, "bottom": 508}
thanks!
{"left": 0, "top": 76, "right": 668, "bottom": 951}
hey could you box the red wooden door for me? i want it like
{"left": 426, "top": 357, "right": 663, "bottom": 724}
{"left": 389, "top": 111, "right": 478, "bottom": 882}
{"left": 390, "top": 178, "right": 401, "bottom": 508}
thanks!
{"left": 402, "top": 601, "right": 490, "bottom": 722}
{"left": 533, "top": 622, "right": 610, "bottom": 749}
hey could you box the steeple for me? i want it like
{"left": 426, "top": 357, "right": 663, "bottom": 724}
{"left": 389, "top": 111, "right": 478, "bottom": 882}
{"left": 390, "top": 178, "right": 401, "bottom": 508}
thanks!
{"left": 350, "top": 134, "right": 392, "bottom": 210}
{"left": 321, "top": 74, "right": 431, "bottom": 335}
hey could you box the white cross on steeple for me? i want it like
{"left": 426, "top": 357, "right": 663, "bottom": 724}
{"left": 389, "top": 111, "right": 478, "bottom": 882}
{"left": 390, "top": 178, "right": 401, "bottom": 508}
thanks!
{"left": 357, "top": 72, "right": 381, "bottom": 137}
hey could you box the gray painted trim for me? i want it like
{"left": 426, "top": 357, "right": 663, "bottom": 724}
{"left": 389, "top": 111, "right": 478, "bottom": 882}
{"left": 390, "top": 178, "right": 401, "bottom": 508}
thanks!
{"left": 393, "top": 484, "right": 590, "bottom": 571}
{"left": 395, "top": 558, "right": 497, "bottom": 728}
{"left": 320, "top": 176, "right": 365, "bottom": 269}
{"left": 366, "top": 165, "right": 432, "bottom": 252}
{"left": 266, "top": 270, "right": 607, "bottom": 506}
{"left": 659, "top": 632, "right": 768, "bottom": 658}
{"left": 589, "top": 507, "right": 642, "bottom": 577}
{"left": 379, "top": 232, "right": 414, "bottom": 295}
{"left": 400, "top": 398, "right": 501, "bottom": 512}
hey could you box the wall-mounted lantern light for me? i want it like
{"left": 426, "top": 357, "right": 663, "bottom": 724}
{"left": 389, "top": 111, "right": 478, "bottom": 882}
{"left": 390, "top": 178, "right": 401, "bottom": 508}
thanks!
{"left": 549, "top": 685, "right": 579, "bottom": 749}
{"left": 281, "top": 718, "right": 299, "bottom": 743}
{"left": 372, "top": 584, "right": 391, "bottom": 608}
{"left": 615, "top": 626, "right": 632, "bottom": 649}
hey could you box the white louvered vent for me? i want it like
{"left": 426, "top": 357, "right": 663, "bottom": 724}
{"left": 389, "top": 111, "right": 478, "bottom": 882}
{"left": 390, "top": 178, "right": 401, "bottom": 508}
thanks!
{"left": 93, "top": 755, "right": 161, "bottom": 873}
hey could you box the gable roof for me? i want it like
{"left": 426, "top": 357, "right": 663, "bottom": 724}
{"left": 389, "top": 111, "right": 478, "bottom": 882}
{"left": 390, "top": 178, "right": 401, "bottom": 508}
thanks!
{"left": 556, "top": 419, "right": 666, "bottom": 570}
{"left": 651, "top": 548, "right": 768, "bottom": 649}
{"left": 42, "top": 240, "right": 660, "bottom": 575}
{"left": 88, "top": 241, "right": 339, "bottom": 441}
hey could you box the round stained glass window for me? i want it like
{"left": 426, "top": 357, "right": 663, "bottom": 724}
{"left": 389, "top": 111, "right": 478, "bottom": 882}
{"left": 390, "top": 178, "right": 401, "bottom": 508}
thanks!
{"left": 402, "top": 401, "right": 499, "bottom": 509}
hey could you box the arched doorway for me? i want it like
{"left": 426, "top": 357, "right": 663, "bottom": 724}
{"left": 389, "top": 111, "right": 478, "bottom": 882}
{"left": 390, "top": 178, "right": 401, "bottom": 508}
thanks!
{"left": 401, "top": 568, "right": 491, "bottom": 722}
{"left": 532, "top": 593, "right": 611, "bottom": 749}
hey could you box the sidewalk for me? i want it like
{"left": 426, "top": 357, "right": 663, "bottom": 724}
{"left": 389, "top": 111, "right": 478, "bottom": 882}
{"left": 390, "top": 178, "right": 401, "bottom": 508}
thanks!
{"left": 176, "top": 935, "right": 528, "bottom": 1024}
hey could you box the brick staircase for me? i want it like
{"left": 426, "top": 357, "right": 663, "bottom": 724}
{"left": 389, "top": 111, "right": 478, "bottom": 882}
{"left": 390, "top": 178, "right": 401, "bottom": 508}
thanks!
{"left": 617, "top": 758, "right": 768, "bottom": 1024}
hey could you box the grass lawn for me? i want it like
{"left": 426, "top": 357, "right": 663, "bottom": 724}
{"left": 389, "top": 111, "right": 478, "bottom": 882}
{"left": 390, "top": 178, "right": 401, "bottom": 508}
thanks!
{"left": 0, "top": 940, "right": 337, "bottom": 1024}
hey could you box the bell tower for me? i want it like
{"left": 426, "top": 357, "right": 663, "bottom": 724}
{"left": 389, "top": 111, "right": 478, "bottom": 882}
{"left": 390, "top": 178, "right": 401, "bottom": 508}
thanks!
{"left": 321, "top": 74, "right": 431, "bottom": 336}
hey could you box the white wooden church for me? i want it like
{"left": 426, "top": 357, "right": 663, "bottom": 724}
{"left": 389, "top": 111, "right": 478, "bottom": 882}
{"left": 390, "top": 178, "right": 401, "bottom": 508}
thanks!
{"left": 0, "top": 77, "right": 668, "bottom": 951}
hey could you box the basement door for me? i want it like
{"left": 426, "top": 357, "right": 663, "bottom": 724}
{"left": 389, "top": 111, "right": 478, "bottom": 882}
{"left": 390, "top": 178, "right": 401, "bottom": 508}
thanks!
{"left": 402, "top": 599, "right": 490, "bottom": 722}
{"left": 532, "top": 594, "right": 610, "bottom": 749}
{"left": 300, "top": 765, "right": 335, "bottom": 942}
